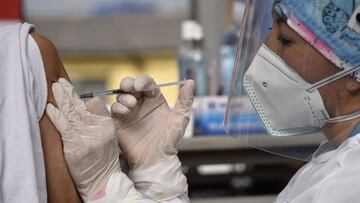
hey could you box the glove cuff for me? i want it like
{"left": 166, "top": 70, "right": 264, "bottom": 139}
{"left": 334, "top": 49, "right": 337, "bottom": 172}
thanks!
{"left": 88, "top": 172, "right": 152, "bottom": 203}
{"left": 129, "top": 155, "right": 188, "bottom": 201}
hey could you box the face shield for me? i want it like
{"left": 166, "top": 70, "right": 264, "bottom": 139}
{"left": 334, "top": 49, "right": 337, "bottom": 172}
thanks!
{"left": 224, "top": 0, "right": 360, "bottom": 161}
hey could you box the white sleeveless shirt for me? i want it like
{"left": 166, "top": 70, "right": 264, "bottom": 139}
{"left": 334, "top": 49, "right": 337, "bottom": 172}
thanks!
{"left": 0, "top": 23, "right": 47, "bottom": 203}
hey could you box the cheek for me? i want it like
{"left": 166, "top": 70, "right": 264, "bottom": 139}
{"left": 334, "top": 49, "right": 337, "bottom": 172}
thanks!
{"left": 282, "top": 45, "right": 333, "bottom": 84}
{"left": 318, "top": 83, "right": 341, "bottom": 116}
{"left": 282, "top": 46, "right": 315, "bottom": 83}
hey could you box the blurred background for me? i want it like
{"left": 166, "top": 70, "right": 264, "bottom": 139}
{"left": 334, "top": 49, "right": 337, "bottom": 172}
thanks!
{"left": 2, "top": 0, "right": 309, "bottom": 202}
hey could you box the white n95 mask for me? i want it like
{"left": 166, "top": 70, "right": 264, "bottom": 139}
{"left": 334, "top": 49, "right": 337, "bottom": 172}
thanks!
{"left": 243, "top": 45, "right": 331, "bottom": 137}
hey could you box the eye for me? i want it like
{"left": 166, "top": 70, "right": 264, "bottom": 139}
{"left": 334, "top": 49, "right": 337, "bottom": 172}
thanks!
{"left": 277, "top": 34, "right": 293, "bottom": 46}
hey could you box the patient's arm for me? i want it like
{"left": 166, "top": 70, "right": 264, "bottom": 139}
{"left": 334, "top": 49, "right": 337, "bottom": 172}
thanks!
{"left": 32, "top": 33, "right": 82, "bottom": 203}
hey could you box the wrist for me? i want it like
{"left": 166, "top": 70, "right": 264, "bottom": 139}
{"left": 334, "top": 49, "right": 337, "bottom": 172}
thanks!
{"left": 81, "top": 154, "right": 122, "bottom": 201}
{"left": 129, "top": 155, "right": 187, "bottom": 201}
{"left": 87, "top": 172, "right": 150, "bottom": 203}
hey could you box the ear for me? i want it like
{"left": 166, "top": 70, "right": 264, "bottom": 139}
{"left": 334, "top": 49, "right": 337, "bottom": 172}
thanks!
{"left": 346, "top": 78, "right": 360, "bottom": 93}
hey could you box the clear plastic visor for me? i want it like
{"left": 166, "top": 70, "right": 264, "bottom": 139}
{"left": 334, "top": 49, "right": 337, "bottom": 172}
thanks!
{"left": 223, "top": 0, "right": 360, "bottom": 161}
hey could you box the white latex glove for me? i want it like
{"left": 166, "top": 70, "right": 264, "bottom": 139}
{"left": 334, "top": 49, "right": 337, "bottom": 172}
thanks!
{"left": 46, "top": 78, "right": 150, "bottom": 203}
{"left": 111, "top": 75, "right": 195, "bottom": 201}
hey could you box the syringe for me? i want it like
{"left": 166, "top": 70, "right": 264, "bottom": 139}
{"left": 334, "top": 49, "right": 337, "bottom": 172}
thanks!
{"left": 79, "top": 80, "right": 186, "bottom": 99}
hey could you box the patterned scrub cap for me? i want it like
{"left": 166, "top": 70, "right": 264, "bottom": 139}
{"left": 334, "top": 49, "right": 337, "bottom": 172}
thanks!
{"left": 275, "top": 0, "right": 360, "bottom": 81}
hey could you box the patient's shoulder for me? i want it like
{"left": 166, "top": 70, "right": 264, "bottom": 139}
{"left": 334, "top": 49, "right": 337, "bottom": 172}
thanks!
{"left": 30, "top": 32, "right": 69, "bottom": 103}
{"left": 30, "top": 33, "right": 68, "bottom": 80}
{"left": 30, "top": 33, "right": 56, "bottom": 54}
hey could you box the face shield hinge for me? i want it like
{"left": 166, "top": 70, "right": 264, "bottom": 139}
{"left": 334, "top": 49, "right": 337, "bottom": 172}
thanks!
{"left": 348, "top": 7, "right": 360, "bottom": 34}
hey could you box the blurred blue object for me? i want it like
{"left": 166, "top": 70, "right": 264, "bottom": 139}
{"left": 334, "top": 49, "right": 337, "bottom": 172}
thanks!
{"left": 23, "top": 0, "right": 189, "bottom": 19}
{"left": 94, "top": 2, "right": 154, "bottom": 15}
{"left": 220, "top": 40, "right": 237, "bottom": 95}
{"left": 194, "top": 97, "right": 266, "bottom": 135}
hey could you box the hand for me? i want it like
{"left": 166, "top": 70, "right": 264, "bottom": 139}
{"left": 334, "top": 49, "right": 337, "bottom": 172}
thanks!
{"left": 111, "top": 75, "right": 195, "bottom": 201}
{"left": 46, "top": 78, "right": 120, "bottom": 201}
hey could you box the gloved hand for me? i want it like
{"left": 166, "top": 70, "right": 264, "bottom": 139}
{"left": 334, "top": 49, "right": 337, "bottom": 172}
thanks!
{"left": 46, "top": 78, "right": 150, "bottom": 203}
{"left": 111, "top": 75, "right": 195, "bottom": 201}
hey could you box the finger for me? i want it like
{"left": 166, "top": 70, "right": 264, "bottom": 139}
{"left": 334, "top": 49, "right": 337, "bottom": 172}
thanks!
{"left": 134, "top": 75, "right": 160, "bottom": 97}
{"left": 57, "top": 78, "right": 81, "bottom": 104}
{"left": 120, "top": 76, "right": 135, "bottom": 92}
{"left": 46, "top": 103, "right": 73, "bottom": 140}
{"left": 120, "top": 76, "right": 142, "bottom": 99}
{"left": 52, "top": 81, "right": 72, "bottom": 116}
{"left": 111, "top": 102, "right": 131, "bottom": 116}
{"left": 116, "top": 94, "right": 137, "bottom": 109}
{"left": 173, "top": 79, "right": 195, "bottom": 120}
{"left": 85, "top": 97, "right": 110, "bottom": 117}
{"left": 58, "top": 78, "right": 86, "bottom": 114}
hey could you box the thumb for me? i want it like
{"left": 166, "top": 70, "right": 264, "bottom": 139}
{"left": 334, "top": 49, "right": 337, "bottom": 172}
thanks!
{"left": 85, "top": 97, "right": 110, "bottom": 117}
{"left": 46, "top": 103, "right": 72, "bottom": 140}
{"left": 173, "top": 79, "right": 195, "bottom": 120}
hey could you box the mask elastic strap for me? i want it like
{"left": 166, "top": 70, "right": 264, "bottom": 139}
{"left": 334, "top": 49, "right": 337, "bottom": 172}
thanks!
{"left": 306, "top": 65, "right": 360, "bottom": 93}
{"left": 322, "top": 110, "right": 360, "bottom": 124}
{"left": 307, "top": 65, "right": 360, "bottom": 125}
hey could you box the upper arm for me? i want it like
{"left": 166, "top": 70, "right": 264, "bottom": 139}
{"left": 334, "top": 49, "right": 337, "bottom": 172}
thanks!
{"left": 30, "top": 33, "right": 69, "bottom": 105}
{"left": 31, "top": 32, "right": 82, "bottom": 203}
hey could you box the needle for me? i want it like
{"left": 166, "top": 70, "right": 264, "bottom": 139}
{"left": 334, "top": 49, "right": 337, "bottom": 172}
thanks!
{"left": 79, "top": 80, "right": 187, "bottom": 99}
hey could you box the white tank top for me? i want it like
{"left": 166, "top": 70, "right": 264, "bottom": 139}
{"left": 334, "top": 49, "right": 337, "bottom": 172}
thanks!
{"left": 0, "top": 23, "right": 47, "bottom": 203}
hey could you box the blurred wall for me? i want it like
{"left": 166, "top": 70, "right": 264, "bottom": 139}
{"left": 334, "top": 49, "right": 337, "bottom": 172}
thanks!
{"left": 62, "top": 53, "right": 180, "bottom": 106}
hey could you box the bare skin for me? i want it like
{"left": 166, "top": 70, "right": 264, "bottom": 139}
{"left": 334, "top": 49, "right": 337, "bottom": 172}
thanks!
{"left": 266, "top": 12, "right": 360, "bottom": 143}
{"left": 31, "top": 32, "right": 82, "bottom": 203}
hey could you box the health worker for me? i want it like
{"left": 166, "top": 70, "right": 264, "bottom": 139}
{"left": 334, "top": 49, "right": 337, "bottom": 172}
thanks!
{"left": 46, "top": 0, "right": 360, "bottom": 202}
